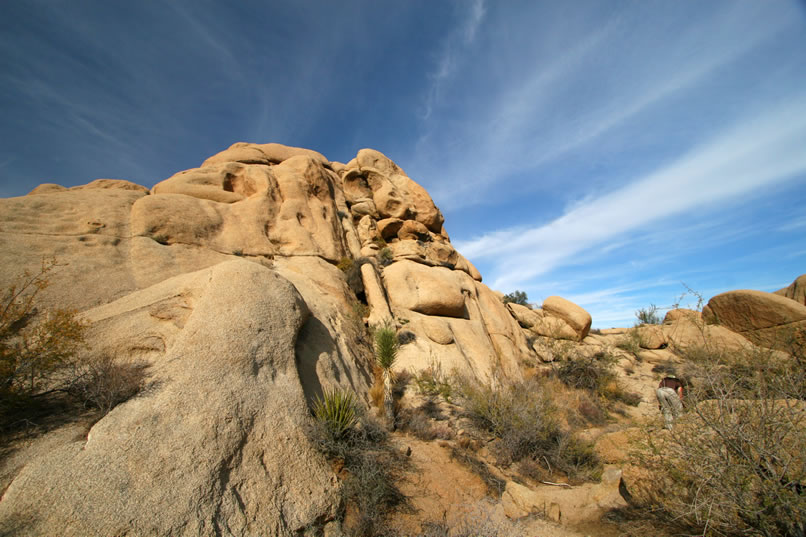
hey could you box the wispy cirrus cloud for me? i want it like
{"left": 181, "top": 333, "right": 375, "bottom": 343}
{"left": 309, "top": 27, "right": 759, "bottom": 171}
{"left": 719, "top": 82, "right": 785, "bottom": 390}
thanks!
{"left": 413, "top": 1, "right": 804, "bottom": 209}
{"left": 455, "top": 94, "right": 806, "bottom": 291}
{"left": 421, "top": 0, "right": 486, "bottom": 120}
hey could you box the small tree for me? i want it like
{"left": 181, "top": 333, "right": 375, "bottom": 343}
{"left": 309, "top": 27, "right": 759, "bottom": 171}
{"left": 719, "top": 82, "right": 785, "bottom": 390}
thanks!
{"left": 373, "top": 322, "right": 399, "bottom": 425}
{"left": 503, "top": 290, "right": 529, "bottom": 307}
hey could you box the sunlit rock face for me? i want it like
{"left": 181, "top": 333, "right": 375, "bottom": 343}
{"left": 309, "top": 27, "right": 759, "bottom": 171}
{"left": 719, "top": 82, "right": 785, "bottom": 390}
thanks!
{"left": 0, "top": 142, "right": 543, "bottom": 535}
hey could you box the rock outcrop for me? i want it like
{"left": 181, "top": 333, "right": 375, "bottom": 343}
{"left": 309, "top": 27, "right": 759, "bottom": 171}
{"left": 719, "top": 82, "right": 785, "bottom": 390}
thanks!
{"left": 775, "top": 273, "right": 806, "bottom": 306}
{"left": 702, "top": 289, "right": 806, "bottom": 350}
{"left": 0, "top": 142, "right": 540, "bottom": 534}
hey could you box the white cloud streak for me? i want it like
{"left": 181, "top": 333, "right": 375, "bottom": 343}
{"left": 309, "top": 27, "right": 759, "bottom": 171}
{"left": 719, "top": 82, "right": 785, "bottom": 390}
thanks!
{"left": 416, "top": 1, "right": 803, "bottom": 208}
{"left": 455, "top": 95, "right": 806, "bottom": 290}
{"left": 422, "top": 0, "right": 486, "bottom": 119}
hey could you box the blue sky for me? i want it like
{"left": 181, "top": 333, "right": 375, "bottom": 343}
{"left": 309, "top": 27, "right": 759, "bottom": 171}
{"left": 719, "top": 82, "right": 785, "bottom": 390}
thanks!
{"left": 1, "top": 0, "right": 805, "bottom": 327}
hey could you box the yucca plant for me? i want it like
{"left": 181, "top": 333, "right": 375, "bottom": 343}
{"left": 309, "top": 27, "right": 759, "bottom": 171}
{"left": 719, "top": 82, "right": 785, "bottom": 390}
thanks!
{"left": 374, "top": 322, "right": 399, "bottom": 425}
{"left": 313, "top": 387, "right": 357, "bottom": 439}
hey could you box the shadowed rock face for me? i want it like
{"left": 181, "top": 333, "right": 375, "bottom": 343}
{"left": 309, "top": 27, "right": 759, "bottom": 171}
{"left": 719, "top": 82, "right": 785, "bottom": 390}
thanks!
{"left": 0, "top": 142, "right": 585, "bottom": 535}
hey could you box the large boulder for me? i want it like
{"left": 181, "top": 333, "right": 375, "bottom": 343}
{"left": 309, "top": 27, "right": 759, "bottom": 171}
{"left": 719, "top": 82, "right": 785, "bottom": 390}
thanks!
{"left": 383, "top": 260, "right": 469, "bottom": 318}
{"left": 201, "top": 142, "right": 329, "bottom": 167}
{"left": 541, "top": 296, "right": 592, "bottom": 341}
{"left": 775, "top": 274, "right": 806, "bottom": 306}
{"left": 663, "top": 308, "right": 701, "bottom": 323}
{"left": 146, "top": 156, "right": 349, "bottom": 261}
{"left": 0, "top": 261, "right": 342, "bottom": 536}
{"left": 702, "top": 289, "right": 806, "bottom": 350}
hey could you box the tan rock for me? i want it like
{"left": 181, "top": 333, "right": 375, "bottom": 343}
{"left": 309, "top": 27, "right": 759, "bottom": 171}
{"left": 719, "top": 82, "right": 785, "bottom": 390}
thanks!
{"left": 0, "top": 260, "right": 342, "bottom": 536}
{"left": 72, "top": 179, "right": 150, "bottom": 193}
{"left": 201, "top": 142, "right": 328, "bottom": 167}
{"left": 501, "top": 465, "right": 627, "bottom": 525}
{"left": 531, "top": 312, "right": 580, "bottom": 341}
{"left": 507, "top": 303, "right": 541, "bottom": 329}
{"left": 356, "top": 215, "right": 380, "bottom": 246}
{"left": 455, "top": 252, "right": 482, "bottom": 281}
{"left": 376, "top": 218, "right": 404, "bottom": 241}
{"left": 702, "top": 289, "right": 806, "bottom": 349}
{"left": 541, "top": 296, "right": 592, "bottom": 341}
{"left": 27, "top": 183, "right": 67, "bottom": 195}
{"left": 775, "top": 274, "right": 806, "bottom": 306}
{"left": 397, "top": 220, "right": 430, "bottom": 241}
{"left": 663, "top": 308, "right": 701, "bottom": 323}
{"left": 348, "top": 149, "right": 444, "bottom": 233}
{"left": 387, "top": 239, "right": 460, "bottom": 270}
{"left": 359, "top": 262, "right": 392, "bottom": 326}
{"left": 383, "top": 260, "right": 468, "bottom": 317}
{"left": 635, "top": 324, "right": 667, "bottom": 349}
{"left": 662, "top": 317, "right": 753, "bottom": 352}
{"left": 349, "top": 198, "right": 377, "bottom": 218}
{"left": 0, "top": 188, "right": 147, "bottom": 311}
{"left": 421, "top": 317, "right": 454, "bottom": 345}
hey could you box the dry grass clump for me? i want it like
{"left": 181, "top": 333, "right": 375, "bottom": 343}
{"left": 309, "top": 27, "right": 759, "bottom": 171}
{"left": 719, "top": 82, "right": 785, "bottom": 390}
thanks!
{"left": 397, "top": 399, "right": 454, "bottom": 441}
{"left": 66, "top": 355, "right": 149, "bottom": 415}
{"left": 414, "top": 360, "right": 453, "bottom": 401}
{"left": 455, "top": 376, "right": 601, "bottom": 483}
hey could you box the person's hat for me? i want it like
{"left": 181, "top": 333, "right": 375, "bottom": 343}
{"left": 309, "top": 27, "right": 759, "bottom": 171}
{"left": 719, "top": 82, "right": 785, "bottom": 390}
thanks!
{"left": 667, "top": 374, "right": 677, "bottom": 379}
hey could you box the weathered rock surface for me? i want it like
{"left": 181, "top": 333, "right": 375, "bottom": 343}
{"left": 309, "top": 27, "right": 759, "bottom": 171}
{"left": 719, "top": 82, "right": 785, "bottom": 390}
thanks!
{"left": 0, "top": 261, "right": 342, "bottom": 536}
{"left": 0, "top": 142, "right": 618, "bottom": 534}
{"left": 775, "top": 273, "right": 806, "bottom": 306}
{"left": 502, "top": 466, "right": 628, "bottom": 525}
{"left": 663, "top": 308, "right": 701, "bottom": 323}
{"left": 702, "top": 289, "right": 806, "bottom": 349}
{"left": 542, "top": 296, "right": 592, "bottom": 341}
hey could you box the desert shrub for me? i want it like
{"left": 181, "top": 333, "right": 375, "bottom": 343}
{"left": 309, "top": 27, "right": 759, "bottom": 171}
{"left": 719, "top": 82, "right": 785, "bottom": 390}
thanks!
{"left": 308, "top": 402, "right": 408, "bottom": 537}
{"left": 398, "top": 399, "right": 453, "bottom": 441}
{"left": 456, "top": 376, "right": 600, "bottom": 482}
{"left": 378, "top": 247, "right": 394, "bottom": 266}
{"left": 635, "top": 304, "right": 662, "bottom": 325}
{"left": 502, "top": 290, "right": 529, "bottom": 306}
{"left": 615, "top": 329, "right": 642, "bottom": 355}
{"left": 414, "top": 360, "right": 453, "bottom": 401}
{"left": 556, "top": 352, "right": 641, "bottom": 407}
{"left": 67, "top": 355, "right": 148, "bottom": 415}
{"left": 1, "top": 261, "right": 87, "bottom": 406}
{"left": 634, "top": 346, "right": 806, "bottom": 536}
{"left": 337, "top": 256, "right": 355, "bottom": 272}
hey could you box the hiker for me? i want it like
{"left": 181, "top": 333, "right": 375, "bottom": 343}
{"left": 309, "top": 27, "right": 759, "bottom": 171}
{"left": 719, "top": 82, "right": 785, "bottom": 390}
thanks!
{"left": 656, "top": 375, "right": 684, "bottom": 430}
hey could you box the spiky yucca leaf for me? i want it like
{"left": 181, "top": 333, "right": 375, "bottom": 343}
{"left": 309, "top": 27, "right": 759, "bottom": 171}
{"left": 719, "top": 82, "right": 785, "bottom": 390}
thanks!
{"left": 373, "top": 323, "right": 399, "bottom": 371}
{"left": 313, "top": 387, "right": 357, "bottom": 438}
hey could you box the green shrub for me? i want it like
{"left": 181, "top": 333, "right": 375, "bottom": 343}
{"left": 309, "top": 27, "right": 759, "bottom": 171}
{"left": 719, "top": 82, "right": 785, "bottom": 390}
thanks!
{"left": 502, "top": 290, "right": 529, "bottom": 306}
{"left": 373, "top": 323, "right": 398, "bottom": 372}
{"left": 378, "top": 247, "right": 394, "bottom": 266}
{"left": 312, "top": 387, "right": 358, "bottom": 439}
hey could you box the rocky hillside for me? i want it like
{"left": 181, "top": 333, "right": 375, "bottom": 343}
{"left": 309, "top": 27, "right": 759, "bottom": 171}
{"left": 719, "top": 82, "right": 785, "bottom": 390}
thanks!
{"left": 0, "top": 143, "right": 803, "bottom": 536}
